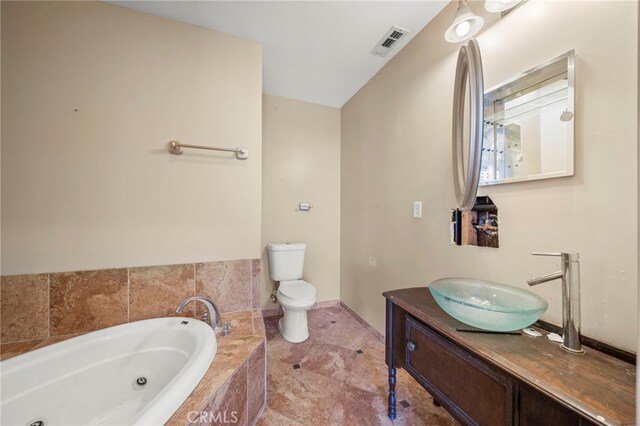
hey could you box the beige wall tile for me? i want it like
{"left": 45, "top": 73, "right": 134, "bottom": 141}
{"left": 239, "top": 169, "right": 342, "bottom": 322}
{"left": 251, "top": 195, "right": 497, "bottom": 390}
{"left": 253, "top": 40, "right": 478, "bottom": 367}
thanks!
{"left": 49, "top": 269, "right": 128, "bottom": 336}
{"left": 247, "top": 341, "right": 266, "bottom": 424}
{"left": 251, "top": 259, "right": 261, "bottom": 309}
{"left": 2, "top": 258, "right": 256, "bottom": 341}
{"left": 0, "top": 274, "right": 49, "bottom": 343}
{"left": 196, "top": 260, "right": 251, "bottom": 313}
{"left": 217, "top": 310, "right": 254, "bottom": 339}
{"left": 252, "top": 309, "right": 266, "bottom": 336}
{"left": 129, "top": 264, "right": 195, "bottom": 321}
{"left": 197, "top": 362, "right": 248, "bottom": 426}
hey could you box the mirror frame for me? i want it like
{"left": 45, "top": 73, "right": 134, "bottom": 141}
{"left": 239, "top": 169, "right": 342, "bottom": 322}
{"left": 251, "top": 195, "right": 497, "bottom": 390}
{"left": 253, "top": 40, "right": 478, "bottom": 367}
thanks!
{"left": 479, "top": 50, "right": 575, "bottom": 186}
{"left": 452, "top": 39, "right": 485, "bottom": 211}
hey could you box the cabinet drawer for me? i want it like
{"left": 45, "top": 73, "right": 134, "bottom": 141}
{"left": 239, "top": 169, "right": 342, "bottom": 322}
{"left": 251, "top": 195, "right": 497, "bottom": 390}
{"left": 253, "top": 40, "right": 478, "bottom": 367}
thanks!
{"left": 519, "top": 385, "right": 581, "bottom": 426}
{"left": 405, "top": 316, "right": 515, "bottom": 426}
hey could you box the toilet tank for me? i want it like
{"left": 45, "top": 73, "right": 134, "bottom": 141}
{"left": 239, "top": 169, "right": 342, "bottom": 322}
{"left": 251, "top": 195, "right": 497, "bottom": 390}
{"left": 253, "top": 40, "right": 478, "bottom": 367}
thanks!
{"left": 267, "top": 243, "right": 306, "bottom": 281}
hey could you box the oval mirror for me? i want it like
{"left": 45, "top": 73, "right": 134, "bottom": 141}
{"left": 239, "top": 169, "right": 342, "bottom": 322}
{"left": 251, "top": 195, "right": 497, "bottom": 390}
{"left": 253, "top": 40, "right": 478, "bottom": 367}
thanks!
{"left": 452, "top": 39, "right": 484, "bottom": 211}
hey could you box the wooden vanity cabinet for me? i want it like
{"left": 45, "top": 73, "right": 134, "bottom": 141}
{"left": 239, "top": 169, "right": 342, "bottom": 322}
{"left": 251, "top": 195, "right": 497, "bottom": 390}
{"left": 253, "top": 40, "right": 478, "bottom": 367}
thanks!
{"left": 518, "top": 385, "right": 595, "bottom": 426}
{"left": 384, "top": 288, "right": 636, "bottom": 426}
{"left": 405, "top": 316, "right": 515, "bottom": 425}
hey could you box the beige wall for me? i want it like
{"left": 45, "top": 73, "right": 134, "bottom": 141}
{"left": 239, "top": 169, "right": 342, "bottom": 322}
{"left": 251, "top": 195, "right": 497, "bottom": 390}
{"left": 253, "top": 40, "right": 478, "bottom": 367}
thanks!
{"left": 341, "top": 1, "right": 638, "bottom": 350}
{"left": 1, "top": 2, "right": 262, "bottom": 275}
{"left": 261, "top": 95, "right": 340, "bottom": 308}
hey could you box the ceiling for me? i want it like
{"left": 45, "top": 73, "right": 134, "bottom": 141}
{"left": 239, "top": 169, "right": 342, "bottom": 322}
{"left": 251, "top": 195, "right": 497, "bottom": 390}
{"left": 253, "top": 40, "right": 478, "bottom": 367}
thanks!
{"left": 109, "top": 1, "right": 449, "bottom": 108}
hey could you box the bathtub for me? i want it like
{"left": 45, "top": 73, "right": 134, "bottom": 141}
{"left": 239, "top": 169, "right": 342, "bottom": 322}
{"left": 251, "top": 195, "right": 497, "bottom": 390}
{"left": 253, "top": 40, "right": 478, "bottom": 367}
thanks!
{"left": 0, "top": 317, "right": 216, "bottom": 426}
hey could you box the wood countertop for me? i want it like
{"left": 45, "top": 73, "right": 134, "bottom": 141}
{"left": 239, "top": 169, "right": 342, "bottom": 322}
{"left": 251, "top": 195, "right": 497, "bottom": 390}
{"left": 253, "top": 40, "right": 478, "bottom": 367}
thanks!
{"left": 384, "top": 287, "right": 636, "bottom": 426}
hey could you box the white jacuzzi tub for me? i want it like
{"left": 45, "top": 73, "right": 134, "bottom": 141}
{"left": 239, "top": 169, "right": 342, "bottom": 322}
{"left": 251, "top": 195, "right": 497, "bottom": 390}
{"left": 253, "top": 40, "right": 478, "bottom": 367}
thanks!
{"left": 0, "top": 317, "right": 216, "bottom": 426}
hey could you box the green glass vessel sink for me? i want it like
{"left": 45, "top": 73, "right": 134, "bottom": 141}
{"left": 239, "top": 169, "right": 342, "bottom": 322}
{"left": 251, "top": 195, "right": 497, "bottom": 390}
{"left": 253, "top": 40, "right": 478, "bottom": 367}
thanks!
{"left": 429, "top": 278, "right": 548, "bottom": 332}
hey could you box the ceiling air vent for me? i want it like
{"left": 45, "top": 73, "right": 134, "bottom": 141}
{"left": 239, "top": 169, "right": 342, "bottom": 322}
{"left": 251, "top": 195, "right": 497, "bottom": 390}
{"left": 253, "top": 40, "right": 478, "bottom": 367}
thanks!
{"left": 370, "top": 26, "right": 409, "bottom": 58}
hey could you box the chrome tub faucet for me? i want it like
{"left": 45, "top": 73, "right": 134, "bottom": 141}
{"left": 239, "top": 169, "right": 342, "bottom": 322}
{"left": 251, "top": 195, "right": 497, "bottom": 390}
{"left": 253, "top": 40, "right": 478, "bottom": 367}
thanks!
{"left": 527, "top": 252, "right": 583, "bottom": 354}
{"left": 176, "top": 296, "right": 221, "bottom": 330}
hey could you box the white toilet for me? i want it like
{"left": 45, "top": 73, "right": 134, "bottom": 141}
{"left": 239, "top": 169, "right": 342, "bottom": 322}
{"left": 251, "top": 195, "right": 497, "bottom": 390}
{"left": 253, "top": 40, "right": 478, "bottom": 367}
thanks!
{"left": 267, "top": 242, "right": 317, "bottom": 343}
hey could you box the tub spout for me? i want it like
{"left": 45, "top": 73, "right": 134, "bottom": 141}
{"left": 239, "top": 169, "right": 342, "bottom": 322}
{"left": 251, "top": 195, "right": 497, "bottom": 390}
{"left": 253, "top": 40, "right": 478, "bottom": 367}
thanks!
{"left": 176, "top": 296, "right": 221, "bottom": 330}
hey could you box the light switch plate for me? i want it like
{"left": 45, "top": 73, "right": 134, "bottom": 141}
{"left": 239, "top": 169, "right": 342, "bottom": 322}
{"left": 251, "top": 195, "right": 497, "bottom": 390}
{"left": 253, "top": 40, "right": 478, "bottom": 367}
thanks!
{"left": 413, "top": 201, "right": 422, "bottom": 218}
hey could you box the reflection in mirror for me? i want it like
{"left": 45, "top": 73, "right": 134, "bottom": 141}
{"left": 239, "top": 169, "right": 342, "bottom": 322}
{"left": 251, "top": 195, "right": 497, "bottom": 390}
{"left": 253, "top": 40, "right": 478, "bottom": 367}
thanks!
{"left": 480, "top": 50, "right": 574, "bottom": 186}
{"left": 451, "top": 196, "right": 499, "bottom": 248}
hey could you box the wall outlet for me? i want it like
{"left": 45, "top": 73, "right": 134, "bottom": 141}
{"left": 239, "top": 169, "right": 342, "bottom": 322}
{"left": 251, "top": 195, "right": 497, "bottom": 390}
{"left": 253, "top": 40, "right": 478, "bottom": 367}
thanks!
{"left": 368, "top": 256, "right": 378, "bottom": 267}
{"left": 413, "top": 201, "right": 422, "bottom": 218}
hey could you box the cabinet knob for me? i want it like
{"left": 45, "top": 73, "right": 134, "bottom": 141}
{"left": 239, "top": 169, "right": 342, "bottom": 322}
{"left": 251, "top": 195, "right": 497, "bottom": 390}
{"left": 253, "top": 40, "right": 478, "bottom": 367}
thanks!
{"left": 407, "top": 341, "right": 416, "bottom": 352}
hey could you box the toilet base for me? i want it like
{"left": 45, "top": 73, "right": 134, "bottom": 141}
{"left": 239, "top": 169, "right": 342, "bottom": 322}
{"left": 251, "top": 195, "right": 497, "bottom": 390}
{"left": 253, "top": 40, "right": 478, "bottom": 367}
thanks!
{"left": 278, "top": 309, "right": 310, "bottom": 343}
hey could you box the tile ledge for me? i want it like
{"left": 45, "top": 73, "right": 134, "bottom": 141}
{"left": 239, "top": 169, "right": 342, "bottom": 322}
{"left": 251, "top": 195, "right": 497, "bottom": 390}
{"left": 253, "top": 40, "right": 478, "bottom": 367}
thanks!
{"left": 168, "top": 310, "right": 266, "bottom": 425}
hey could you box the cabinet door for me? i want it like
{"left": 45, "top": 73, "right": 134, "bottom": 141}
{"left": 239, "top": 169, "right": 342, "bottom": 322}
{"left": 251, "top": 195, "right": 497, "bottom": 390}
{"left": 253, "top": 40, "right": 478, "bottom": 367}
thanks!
{"left": 405, "top": 316, "right": 515, "bottom": 425}
{"left": 519, "top": 385, "right": 580, "bottom": 426}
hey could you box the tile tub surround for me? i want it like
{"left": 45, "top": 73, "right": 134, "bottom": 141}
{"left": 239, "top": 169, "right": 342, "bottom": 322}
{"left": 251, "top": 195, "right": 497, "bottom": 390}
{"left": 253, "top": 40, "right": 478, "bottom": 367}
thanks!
{"left": 0, "top": 259, "right": 261, "bottom": 350}
{"left": 49, "top": 269, "right": 128, "bottom": 336}
{"left": 0, "top": 274, "right": 49, "bottom": 342}
{"left": 170, "top": 309, "right": 266, "bottom": 426}
{"left": 257, "top": 306, "right": 457, "bottom": 425}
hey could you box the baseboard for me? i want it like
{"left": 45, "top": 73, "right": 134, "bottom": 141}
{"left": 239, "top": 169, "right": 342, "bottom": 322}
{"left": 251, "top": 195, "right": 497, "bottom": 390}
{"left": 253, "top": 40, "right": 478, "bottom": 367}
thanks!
{"left": 261, "top": 306, "right": 283, "bottom": 318}
{"left": 261, "top": 299, "right": 340, "bottom": 318}
{"left": 340, "top": 301, "right": 385, "bottom": 343}
{"left": 261, "top": 299, "right": 384, "bottom": 344}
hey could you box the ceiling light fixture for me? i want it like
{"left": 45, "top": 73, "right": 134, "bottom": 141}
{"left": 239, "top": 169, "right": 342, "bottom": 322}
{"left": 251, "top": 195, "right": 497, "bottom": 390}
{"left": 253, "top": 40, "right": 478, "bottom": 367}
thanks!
{"left": 445, "top": 0, "right": 485, "bottom": 43}
{"left": 484, "top": 0, "right": 526, "bottom": 13}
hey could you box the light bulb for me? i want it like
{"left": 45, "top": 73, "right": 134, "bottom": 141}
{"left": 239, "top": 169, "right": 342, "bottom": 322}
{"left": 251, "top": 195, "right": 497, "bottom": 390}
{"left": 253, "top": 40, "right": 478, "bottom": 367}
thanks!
{"left": 445, "top": 0, "right": 484, "bottom": 43}
{"left": 455, "top": 21, "right": 471, "bottom": 37}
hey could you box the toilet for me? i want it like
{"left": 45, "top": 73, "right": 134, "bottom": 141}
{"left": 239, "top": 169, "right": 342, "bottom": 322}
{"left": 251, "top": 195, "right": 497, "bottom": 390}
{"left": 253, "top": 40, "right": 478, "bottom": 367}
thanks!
{"left": 267, "top": 242, "right": 317, "bottom": 343}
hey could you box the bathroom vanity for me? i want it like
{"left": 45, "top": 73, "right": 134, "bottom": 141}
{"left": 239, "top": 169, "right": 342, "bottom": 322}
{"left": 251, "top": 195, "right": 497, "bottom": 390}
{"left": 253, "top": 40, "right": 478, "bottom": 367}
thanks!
{"left": 384, "top": 288, "right": 635, "bottom": 426}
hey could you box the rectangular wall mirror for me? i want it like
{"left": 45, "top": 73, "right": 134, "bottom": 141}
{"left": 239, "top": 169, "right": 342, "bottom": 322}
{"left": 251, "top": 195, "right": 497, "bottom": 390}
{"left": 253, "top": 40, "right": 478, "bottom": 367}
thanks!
{"left": 480, "top": 50, "right": 574, "bottom": 186}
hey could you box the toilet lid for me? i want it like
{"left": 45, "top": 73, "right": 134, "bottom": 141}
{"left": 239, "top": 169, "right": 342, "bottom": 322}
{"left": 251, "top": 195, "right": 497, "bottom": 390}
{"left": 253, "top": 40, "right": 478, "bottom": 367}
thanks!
{"left": 279, "top": 280, "right": 316, "bottom": 300}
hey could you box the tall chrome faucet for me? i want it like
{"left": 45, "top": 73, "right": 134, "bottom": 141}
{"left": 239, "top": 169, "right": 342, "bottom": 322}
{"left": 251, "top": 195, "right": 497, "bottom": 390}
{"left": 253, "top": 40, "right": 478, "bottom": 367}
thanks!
{"left": 527, "top": 252, "right": 583, "bottom": 354}
{"left": 175, "top": 296, "right": 221, "bottom": 330}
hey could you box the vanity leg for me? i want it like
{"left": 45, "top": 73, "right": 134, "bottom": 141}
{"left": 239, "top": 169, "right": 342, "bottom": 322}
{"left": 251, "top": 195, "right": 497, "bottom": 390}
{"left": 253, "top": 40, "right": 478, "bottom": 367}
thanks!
{"left": 388, "top": 365, "right": 397, "bottom": 420}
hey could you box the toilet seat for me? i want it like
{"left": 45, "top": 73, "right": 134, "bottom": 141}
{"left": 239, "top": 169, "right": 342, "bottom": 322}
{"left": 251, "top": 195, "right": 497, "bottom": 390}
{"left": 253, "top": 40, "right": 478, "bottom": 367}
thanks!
{"left": 278, "top": 280, "right": 316, "bottom": 302}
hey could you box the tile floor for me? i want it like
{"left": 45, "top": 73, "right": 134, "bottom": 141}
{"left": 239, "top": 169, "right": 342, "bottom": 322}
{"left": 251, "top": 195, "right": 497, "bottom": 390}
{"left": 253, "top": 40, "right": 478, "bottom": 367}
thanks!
{"left": 255, "top": 306, "right": 458, "bottom": 426}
